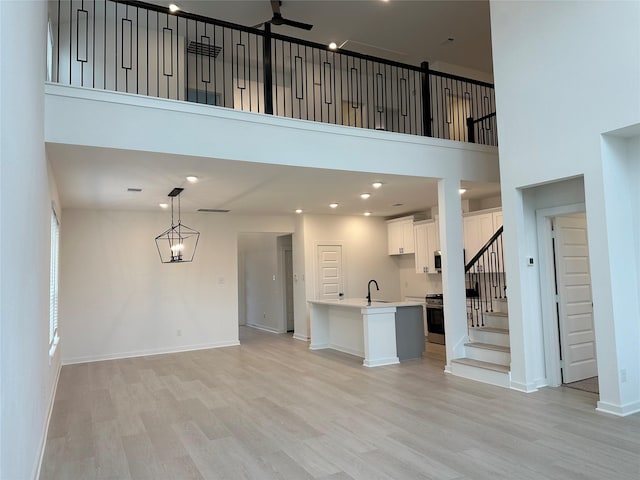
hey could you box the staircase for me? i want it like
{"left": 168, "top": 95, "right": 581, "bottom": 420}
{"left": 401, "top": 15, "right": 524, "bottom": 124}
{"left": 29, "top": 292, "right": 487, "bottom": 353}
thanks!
{"left": 450, "top": 226, "right": 511, "bottom": 387}
{"left": 451, "top": 297, "right": 510, "bottom": 387}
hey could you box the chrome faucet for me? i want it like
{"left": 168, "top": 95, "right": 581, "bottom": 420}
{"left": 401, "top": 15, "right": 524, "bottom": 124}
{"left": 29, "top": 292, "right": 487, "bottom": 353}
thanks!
{"left": 366, "top": 279, "right": 379, "bottom": 305}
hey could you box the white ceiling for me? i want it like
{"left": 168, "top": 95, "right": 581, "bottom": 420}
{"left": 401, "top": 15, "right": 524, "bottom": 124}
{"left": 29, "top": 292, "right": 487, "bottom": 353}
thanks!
{"left": 148, "top": 0, "right": 494, "bottom": 74}
{"left": 47, "top": 144, "right": 500, "bottom": 217}
{"left": 47, "top": 1, "right": 498, "bottom": 218}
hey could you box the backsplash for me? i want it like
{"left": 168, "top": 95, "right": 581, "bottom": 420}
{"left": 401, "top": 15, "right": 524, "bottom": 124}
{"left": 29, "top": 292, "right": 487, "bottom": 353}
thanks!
{"left": 394, "top": 255, "right": 443, "bottom": 299}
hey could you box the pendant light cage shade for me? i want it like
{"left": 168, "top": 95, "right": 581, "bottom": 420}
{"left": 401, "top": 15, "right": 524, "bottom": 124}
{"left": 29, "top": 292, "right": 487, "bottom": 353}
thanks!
{"left": 155, "top": 187, "right": 200, "bottom": 263}
{"left": 155, "top": 223, "right": 200, "bottom": 263}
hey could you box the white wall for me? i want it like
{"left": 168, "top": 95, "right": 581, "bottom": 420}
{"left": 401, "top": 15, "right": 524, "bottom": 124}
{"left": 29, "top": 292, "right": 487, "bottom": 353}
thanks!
{"left": 0, "top": 2, "right": 62, "bottom": 479}
{"left": 491, "top": 0, "right": 640, "bottom": 412}
{"left": 429, "top": 61, "right": 494, "bottom": 84}
{"left": 59, "top": 210, "right": 295, "bottom": 363}
{"left": 632, "top": 136, "right": 640, "bottom": 309}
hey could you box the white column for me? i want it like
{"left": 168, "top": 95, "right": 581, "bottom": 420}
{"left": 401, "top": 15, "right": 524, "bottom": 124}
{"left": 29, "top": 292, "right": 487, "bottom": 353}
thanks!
{"left": 362, "top": 306, "right": 400, "bottom": 367}
{"left": 589, "top": 136, "right": 640, "bottom": 416}
{"left": 437, "top": 178, "right": 467, "bottom": 371}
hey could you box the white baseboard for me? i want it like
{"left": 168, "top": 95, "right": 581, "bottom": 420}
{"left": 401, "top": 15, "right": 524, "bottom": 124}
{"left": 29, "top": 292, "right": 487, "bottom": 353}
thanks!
{"left": 509, "top": 380, "right": 539, "bottom": 393}
{"left": 62, "top": 340, "right": 240, "bottom": 365}
{"left": 245, "top": 323, "right": 283, "bottom": 334}
{"left": 596, "top": 400, "right": 640, "bottom": 417}
{"left": 363, "top": 357, "right": 400, "bottom": 367}
{"left": 293, "top": 333, "right": 309, "bottom": 342}
{"left": 327, "top": 343, "right": 364, "bottom": 359}
{"left": 34, "top": 360, "right": 62, "bottom": 480}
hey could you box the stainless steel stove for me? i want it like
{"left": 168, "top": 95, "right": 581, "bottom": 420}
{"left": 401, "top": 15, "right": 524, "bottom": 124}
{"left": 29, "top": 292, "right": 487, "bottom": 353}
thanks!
{"left": 425, "top": 294, "right": 445, "bottom": 344}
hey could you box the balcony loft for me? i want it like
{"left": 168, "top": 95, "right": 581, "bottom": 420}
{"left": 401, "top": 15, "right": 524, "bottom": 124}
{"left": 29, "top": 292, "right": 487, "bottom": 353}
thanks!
{"left": 48, "top": 0, "right": 497, "bottom": 146}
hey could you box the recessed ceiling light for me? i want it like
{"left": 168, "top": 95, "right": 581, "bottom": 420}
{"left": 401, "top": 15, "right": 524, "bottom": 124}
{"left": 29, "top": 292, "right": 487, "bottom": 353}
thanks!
{"left": 329, "top": 203, "right": 339, "bottom": 209}
{"left": 328, "top": 42, "right": 337, "bottom": 50}
{"left": 186, "top": 175, "right": 198, "bottom": 183}
{"left": 459, "top": 188, "right": 467, "bottom": 194}
{"left": 372, "top": 182, "right": 383, "bottom": 189}
{"left": 295, "top": 209, "right": 303, "bottom": 214}
{"left": 360, "top": 193, "right": 371, "bottom": 200}
{"left": 364, "top": 212, "right": 372, "bottom": 216}
{"left": 169, "top": 4, "right": 180, "bottom": 13}
{"left": 159, "top": 203, "right": 169, "bottom": 209}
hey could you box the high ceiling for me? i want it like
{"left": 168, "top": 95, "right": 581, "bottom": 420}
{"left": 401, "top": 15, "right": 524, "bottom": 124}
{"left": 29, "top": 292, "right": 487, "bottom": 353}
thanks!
{"left": 48, "top": 0, "right": 498, "bottom": 217}
{"left": 147, "top": 0, "right": 494, "bottom": 74}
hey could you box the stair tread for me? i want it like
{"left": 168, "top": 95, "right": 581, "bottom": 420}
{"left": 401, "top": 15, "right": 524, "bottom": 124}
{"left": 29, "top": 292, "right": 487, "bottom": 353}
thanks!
{"left": 483, "top": 311, "right": 508, "bottom": 317}
{"left": 465, "top": 342, "right": 510, "bottom": 353}
{"left": 452, "top": 357, "right": 510, "bottom": 373}
{"left": 474, "top": 326, "right": 509, "bottom": 334}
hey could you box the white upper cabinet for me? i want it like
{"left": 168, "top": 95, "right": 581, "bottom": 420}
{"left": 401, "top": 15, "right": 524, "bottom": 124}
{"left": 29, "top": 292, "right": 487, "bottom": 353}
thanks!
{"left": 414, "top": 219, "right": 440, "bottom": 273}
{"left": 493, "top": 210, "right": 503, "bottom": 230}
{"left": 414, "top": 222, "right": 429, "bottom": 272}
{"left": 387, "top": 216, "right": 416, "bottom": 255}
{"left": 463, "top": 213, "right": 494, "bottom": 260}
{"left": 463, "top": 208, "right": 502, "bottom": 262}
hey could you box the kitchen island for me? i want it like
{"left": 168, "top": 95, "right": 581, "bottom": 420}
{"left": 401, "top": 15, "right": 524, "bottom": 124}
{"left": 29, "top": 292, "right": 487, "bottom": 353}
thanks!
{"left": 308, "top": 298, "right": 424, "bottom": 367}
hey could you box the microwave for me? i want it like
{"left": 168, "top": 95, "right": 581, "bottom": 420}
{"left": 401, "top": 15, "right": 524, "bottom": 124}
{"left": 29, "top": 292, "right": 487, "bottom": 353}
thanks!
{"left": 434, "top": 250, "right": 442, "bottom": 272}
{"left": 433, "top": 250, "right": 466, "bottom": 272}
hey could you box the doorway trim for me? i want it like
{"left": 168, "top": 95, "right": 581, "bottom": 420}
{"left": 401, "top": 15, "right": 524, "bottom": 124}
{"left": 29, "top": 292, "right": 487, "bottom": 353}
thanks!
{"left": 280, "top": 243, "right": 294, "bottom": 333}
{"left": 535, "top": 202, "right": 587, "bottom": 387}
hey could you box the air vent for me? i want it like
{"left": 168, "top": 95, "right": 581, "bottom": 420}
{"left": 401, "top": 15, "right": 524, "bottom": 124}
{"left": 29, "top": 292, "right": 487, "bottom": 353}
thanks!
{"left": 197, "top": 208, "right": 230, "bottom": 213}
{"left": 127, "top": 188, "right": 142, "bottom": 192}
{"left": 187, "top": 41, "right": 222, "bottom": 58}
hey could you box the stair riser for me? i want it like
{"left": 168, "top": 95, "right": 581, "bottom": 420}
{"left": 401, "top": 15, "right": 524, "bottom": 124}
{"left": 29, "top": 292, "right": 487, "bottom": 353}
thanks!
{"left": 450, "top": 362, "right": 511, "bottom": 388}
{"left": 466, "top": 346, "right": 511, "bottom": 365}
{"left": 494, "top": 299, "right": 508, "bottom": 314}
{"left": 469, "top": 329, "right": 510, "bottom": 347}
{"left": 482, "top": 314, "right": 509, "bottom": 329}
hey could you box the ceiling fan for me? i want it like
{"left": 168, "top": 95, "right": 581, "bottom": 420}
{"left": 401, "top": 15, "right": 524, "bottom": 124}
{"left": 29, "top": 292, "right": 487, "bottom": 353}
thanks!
{"left": 254, "top": 0, "right": 313, "bottom": 31}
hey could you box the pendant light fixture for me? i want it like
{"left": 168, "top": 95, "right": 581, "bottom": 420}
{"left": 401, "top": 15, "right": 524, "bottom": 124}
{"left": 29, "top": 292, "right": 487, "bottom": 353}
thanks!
{"left": 155, "top": 187, "right": 200, "bottom": 263}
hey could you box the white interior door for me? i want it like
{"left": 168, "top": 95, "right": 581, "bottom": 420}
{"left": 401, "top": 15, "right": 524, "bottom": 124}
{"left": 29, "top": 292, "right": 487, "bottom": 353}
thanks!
{"left": 317, "top": 244, "right": 343, "bottom": 300}
{"left": 554, "top": 214, "right": 597, "bottom": 383}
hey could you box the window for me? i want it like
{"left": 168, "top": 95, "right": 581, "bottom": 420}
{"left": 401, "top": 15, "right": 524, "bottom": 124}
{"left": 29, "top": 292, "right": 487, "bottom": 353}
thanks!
{"left": 47, "top": 19, "right": 53, "bottom": 82}
{"left": 49, "top": 205, "right": 60, "bottom": 357}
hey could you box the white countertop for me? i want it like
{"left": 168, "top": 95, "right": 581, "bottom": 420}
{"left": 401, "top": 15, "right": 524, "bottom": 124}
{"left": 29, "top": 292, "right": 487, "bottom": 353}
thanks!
{"left": 308, "top": 298, "right": 424, "bottom": 309}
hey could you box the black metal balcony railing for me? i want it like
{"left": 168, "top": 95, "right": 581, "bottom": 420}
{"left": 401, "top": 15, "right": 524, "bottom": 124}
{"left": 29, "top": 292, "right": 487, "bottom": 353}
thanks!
{"left": 49, "top": 0, "right": 497, "bottom": 146}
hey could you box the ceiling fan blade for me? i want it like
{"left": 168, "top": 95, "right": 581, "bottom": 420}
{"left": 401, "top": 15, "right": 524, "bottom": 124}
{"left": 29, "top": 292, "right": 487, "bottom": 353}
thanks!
{"left": 270, "top": 0, "right": 281, "bottom": 15}
{"left": 252, "top": 21, "right": 266, "bottom": 29}
{"left": 281, "top": 18, "right": 313, "bottom": 30}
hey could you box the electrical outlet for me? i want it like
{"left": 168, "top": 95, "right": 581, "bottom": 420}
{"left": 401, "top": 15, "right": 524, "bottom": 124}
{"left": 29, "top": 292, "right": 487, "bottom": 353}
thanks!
{"left": 621, "top": 368, "right": 627, "bottom": 383}
{"left": 176, "top": 329, "right": 182, "bottom": 337}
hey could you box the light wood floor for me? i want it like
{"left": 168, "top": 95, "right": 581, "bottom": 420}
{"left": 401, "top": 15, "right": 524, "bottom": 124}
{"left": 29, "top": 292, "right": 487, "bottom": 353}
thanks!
{"left": 41, "top": 327, "right": 640, "bottom": 479}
